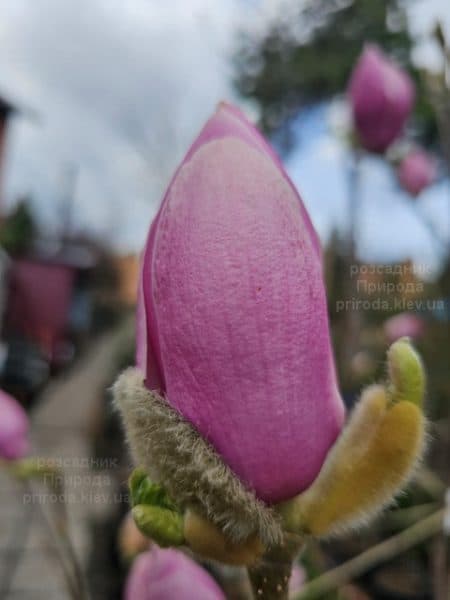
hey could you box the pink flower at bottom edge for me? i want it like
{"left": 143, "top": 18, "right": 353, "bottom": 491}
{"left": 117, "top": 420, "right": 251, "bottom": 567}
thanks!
{"left": 124, "top": 547, "right": 225, "bottom": 600}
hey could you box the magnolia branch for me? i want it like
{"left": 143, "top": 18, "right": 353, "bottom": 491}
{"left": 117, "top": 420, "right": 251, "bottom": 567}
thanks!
{"left": 293, "top": 508, "right": 445, "bottom": 600}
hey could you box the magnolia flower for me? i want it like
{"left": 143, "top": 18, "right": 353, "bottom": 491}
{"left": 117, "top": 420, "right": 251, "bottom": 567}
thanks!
{"left": 137, "top": 101, "right": 344, "bottom": 504}
{"left": 0, "top": 389, "right": 29, "bottom": 460}
{"left": 349, "top": 45, "right": 414, "bottom": 153}
{"left": 124, "top": 547, "right": 225, "bottom": 600}
{"left": 397, "top": 149, "right": 436, "bottom": 196}
{"left": 116, "top": 104, "right": 426, "bottom": 596}
{"left": 383, "top": 313, "right": 425, "bottom": 344}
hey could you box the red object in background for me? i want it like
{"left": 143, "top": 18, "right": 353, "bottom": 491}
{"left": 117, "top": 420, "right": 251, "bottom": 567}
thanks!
{"left": 6, "top": 259, "right": 75, "bottom": 361}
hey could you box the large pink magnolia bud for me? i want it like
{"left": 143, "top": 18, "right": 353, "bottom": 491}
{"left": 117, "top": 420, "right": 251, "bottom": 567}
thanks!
{"left": 0, "top": 389, "right": 30, "bottom": 460}
{"left": 349, "top": 45, "right": 414, "bottom": 153}
{"left": 124, "top": 547, "right": 225, "bottom": 600}
{"left": 397, "top": 149, "right": 436, "bottom": 196}
{"left": 137, "top": 103, "right": 345, "bottom": 504}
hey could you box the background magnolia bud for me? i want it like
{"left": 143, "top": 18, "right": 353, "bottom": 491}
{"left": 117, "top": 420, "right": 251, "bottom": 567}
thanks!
{"left": 138, "top": 103, "right": 345, "bottom": 503}
{"left": 397, "top": 149, "right": 437, "bottom": 196}
{"left": 124, "top": 547, "right": 225, "bottom": 600}
{"left": 383, "top": 312, "right": 425, "bottom": 344}
{"left": 349, "top": 45, "right": 414, "bottom": 153}
{"left": 0, "top": 389, "right": 30, "bottom": 460}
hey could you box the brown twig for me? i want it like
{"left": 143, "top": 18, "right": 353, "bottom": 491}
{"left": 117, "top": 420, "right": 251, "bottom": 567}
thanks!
{"left": 382, "top": 502, "right": 440, "bottom": 532}
{"left": 247, "top": 535, "right": 303, "bottom": 599}
{"left": 2, "top": 459, "right": 88, "bottom": 599}
{"left": 293, "top": 509, "right": 444, "bottom": 600}
{"left": 416, "top": 467, "right": 447, "bottom": 499}
{"left": 33, "top": 485, "right": 84, "bottom": 600}
{"left": 0, "top": 480, "right": 35, "bottom": 597}
{"left": 430, "top": 534, "right": 448, "bottom": 600}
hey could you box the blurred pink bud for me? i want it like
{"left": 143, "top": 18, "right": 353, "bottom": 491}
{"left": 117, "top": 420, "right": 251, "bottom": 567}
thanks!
{"left": 118, "top": 511, "right": 150, "bottom": 562}
{"left": 0, "top": 389, "right": 30, "bottom": 460}
{"left": 350, "top": 350, "right": 376, "bottom": 379}
{"left": 397, "top": 149, "right": 436, "bottom": 196}
{"left": 289, "top": 564, "right": 306, "bottom": 597}
{"left": 137, "top": 102, "right": 345, "bottom": 504}
{"left": 124, "top": 547, "right": 225, "bottom": 600}
{"left": 383, "top": 313, "right": 425, "bottom": 344}
{"left": 349, "top": 45, "right": 414, "bottom": 153}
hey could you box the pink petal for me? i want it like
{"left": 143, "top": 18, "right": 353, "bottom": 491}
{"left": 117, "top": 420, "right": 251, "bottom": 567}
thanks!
{"left": 124, "top": 548, "right": 225, "bottom": 600}
{"left": 141, "top": 103, "right": 320, "bottom": 391}
{"left": 146, "top": 134, "right": 344, "bottom": 503}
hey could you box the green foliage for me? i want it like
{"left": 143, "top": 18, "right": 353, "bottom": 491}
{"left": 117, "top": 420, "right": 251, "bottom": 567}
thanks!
{"left": 132, "top": 505, "right": 185, "bottom": 547}
{"left": 128, "top": 468, "right": 184, "bottom": 547}
{"left": 129, "top": 468, "right": 178, "bottom": 511}
{"left": 0, "top": 200, "right": 36, "bottom": 255}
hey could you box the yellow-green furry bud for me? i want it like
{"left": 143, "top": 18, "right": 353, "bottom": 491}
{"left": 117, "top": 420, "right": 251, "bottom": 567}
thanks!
{"left": 277, "top": 342, "right": 426, "bottom": 537}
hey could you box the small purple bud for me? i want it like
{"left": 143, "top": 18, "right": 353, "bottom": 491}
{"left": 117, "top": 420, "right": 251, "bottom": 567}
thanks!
{"left": 0, "top": 389, "right": 30, "bottom": 460}
{"left": 349, "top": 45, "right": 414, "bottom": 153}
{"left": 397, "top": 149, "right": 437, "bottom": 196}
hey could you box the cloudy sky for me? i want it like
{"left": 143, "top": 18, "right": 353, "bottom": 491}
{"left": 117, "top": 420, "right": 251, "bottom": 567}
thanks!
{"left": 0, "top": 0, "right": 243, "bottom": 249}
{"left": 0, "top": 0, "right": 448, "bottom": 270}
